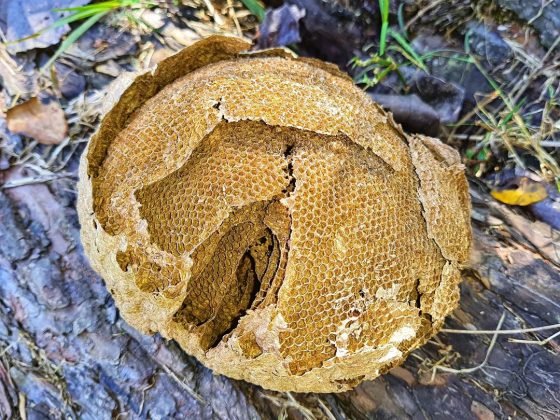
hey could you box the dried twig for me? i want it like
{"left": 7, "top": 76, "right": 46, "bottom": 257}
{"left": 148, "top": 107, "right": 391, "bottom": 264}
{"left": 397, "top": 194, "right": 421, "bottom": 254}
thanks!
{"left": 431, "top": 312, "right": 506, "bottom": 381}
{"left": 317, "top": 398, "right": 337, "bottom": 420}
{"left": 441, "top": 323, "right": 560, "bottom": 335}
{"left": 509, "top": 329, "right": 560, "bottom": 346}
{"left": 263, "top": 392, "right": 316, "bottom": 420}
{"left": 0, "top": 173, "right": 75, "bottom": 189}
{"left": 18, "top": 392, "right": 26, "bottom": 420}
{"left": 159, "top": 364, "right": 206, "bottom": 404}
{"left": 405, "top": 0, "right": 446, "bottom": 30}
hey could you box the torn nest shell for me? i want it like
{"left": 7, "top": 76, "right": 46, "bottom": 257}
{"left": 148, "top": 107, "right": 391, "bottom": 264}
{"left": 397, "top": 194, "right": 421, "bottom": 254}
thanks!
{"left": 77, "top": 35, "right": 472, "bottom": 393}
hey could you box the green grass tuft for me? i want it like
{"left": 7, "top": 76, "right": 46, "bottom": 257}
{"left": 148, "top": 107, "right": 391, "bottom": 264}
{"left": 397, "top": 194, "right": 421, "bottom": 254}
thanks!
{"left": 240, "top": 0, "right": 265, "bottom": 22}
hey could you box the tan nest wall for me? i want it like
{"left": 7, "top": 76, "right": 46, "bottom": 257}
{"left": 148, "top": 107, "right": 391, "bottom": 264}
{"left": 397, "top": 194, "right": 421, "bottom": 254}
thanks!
{"left": 77, "top": 35, "right": 472, "bottom": 393}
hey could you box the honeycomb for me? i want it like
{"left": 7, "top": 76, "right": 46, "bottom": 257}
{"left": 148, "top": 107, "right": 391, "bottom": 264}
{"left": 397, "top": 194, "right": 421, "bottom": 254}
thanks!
{"left": 77, "top": 36, "right": 472, "bottom": 393}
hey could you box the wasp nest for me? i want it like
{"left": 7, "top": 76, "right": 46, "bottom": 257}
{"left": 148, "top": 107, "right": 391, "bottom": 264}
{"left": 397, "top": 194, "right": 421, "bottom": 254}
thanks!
{"left": 78, "top": 36, "right": 471, "bottom": 393}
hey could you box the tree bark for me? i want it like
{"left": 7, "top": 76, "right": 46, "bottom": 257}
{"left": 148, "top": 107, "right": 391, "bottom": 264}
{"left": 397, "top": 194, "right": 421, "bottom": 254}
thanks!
{"left": 0, "top": 166, "right": 558, "bottom": 420}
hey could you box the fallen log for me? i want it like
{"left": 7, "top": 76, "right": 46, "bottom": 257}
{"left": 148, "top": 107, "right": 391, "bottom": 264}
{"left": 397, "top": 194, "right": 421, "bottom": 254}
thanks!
{"left": 0, "top": 166, "right": 558, "bottom": 419}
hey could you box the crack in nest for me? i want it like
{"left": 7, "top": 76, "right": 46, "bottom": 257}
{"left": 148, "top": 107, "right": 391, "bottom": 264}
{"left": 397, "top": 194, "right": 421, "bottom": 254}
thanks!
{"left": 205, "top": 141, "right": 298, "bottom": 351}
{"left": 169, "top": 133, "right": 299, "bottom": 352}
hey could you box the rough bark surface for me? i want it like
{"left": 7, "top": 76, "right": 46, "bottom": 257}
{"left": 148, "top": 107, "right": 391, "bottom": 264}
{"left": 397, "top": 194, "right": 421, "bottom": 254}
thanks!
{"left": 0, "top": 165, "right": 558, "bottom": 419}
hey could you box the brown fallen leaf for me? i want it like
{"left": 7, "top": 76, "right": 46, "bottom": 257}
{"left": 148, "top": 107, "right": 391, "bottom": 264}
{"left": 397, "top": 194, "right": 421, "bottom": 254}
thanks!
{"left": 6, "top": 97, "right": 67, "bottom": 145}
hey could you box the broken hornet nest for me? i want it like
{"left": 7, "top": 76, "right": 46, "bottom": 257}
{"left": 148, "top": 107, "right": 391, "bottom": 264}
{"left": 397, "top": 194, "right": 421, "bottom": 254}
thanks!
{"left": 78, "top": 35, "right": 472, "bottom": 393}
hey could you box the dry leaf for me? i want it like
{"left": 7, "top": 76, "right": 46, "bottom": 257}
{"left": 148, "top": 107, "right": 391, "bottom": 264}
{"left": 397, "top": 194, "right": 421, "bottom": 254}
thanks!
{"left": 95, "top": 60, "right": 121, "bottom": 77}
{"left": 7, "top": 97, "right": 67, "bottom": 145}
{"left": 490, "top": 176, "right": 548, "bottom": 206}
{"left": 0, "top": 46, "right": 37, "bottom": 98}
{"left": 257, "top": 4, "right": 305, "bottom": 49}
{"left": 2, "top": 0, "right": 90, "bottom": 54}
{"left": 530, "top": 194, "right": 560, "bottom": 231}
{"left": 161, "top": 25, "right": 201, "bottom": 48}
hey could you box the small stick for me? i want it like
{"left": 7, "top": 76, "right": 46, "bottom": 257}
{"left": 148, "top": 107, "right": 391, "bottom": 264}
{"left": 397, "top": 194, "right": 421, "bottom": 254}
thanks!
{"left": 0, "top": 173, "right": 74, "bottom": 189}
{"left": 160, "top": 364, "right": 206, "bottom": 404}
{"left": 431, "top": 312, "right": 506, "bottom": 381}
{"left": 441, "top": 323, "right": 560, "bottom": 335}
{"left": 541, "top": 141, "right": 560, "bottom": 147}
{"left": 509, "top": 329, "right": 560, "bottom": 346}
{"left": 318, "top": 399, "right": 337, "bottom": 420}
{"left": 18, "top": 392, "right": 27, "bottom": 420}
{"left": 227, "top": 0, "right": 242, "bottom": 37}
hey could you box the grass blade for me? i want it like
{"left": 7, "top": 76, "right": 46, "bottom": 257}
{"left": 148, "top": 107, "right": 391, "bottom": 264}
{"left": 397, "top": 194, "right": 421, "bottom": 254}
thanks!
{"left": 41, "top": 11, "right": 109, "bottom": 72}
{"left": 241, "top": 0, "right": 265, "bottom": 22}
{"left": 53, "top": 0, "right": 140, "bottom": 13}
{"left": 4, "top": 8, "right": 105, "bottom": 45}
{"left": 397, "top": 3, "right": 407, "bottom": 38}
{"left": 387, "top": 28, "right": 426, "bottom": 71}
{"left": 499, "top": 98, "right": 526, "bottom": 128}
{"left": 378, "top": 0, "right": 389, "bottom": 56}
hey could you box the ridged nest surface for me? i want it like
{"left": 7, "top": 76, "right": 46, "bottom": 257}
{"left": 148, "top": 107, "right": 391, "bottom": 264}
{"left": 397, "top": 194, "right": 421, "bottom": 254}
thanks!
{"left": 78, "top": 36, "right": 472, "bottom": 393}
